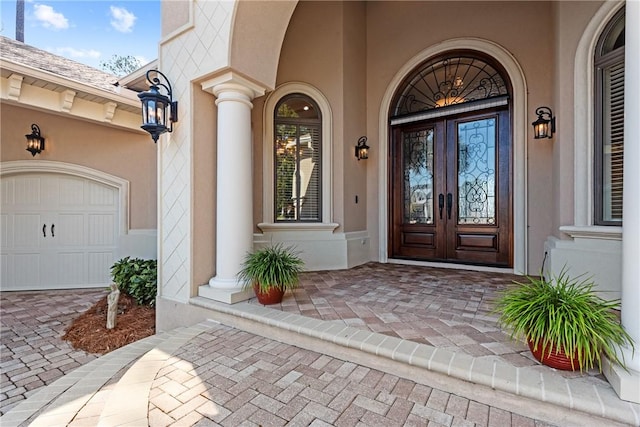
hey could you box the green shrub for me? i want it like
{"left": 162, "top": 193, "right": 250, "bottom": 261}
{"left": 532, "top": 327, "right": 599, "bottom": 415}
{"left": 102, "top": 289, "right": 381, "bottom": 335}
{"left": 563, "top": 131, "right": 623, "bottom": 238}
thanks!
{"left": 110, "top": 257, "right": 157, "bottom": 307}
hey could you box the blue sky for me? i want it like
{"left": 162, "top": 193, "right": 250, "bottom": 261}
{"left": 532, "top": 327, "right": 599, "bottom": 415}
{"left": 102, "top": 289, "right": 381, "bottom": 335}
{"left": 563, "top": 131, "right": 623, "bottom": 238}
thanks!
{"left": 1, "top": 0, "right": 160, "bottom": 70}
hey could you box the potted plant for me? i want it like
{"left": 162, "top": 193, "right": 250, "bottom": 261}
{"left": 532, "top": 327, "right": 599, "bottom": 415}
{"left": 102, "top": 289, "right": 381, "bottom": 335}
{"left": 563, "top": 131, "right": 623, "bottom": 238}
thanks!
{"left": 495, "top": 269, "right": 634, "bottom": 372}
{"left": 237, "top": 243, "right": 304, "bottom": 305}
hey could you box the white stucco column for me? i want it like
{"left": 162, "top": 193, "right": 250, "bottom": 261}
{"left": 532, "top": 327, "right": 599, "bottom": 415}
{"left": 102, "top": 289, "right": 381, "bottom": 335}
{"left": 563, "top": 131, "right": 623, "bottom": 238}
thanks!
{"left": 199, "top": 72, "right": 266, "bottom": 304}
{"left": 604, "top": 0, "right": 640, "bottom": 404}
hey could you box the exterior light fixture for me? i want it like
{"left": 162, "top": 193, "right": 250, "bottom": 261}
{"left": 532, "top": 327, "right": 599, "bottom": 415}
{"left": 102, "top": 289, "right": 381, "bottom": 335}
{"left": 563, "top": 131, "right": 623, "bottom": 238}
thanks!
{"left": 532, "top": 106, "right": 556, "bottom": 139}
{"left": 25, "top": 123, "right": 45, "bottom": 156}
{"left": 138, "top": 70, "right": 178, "bottom": 143}
{"left": 355, "top": 136, "right": 369, "bottom": 161}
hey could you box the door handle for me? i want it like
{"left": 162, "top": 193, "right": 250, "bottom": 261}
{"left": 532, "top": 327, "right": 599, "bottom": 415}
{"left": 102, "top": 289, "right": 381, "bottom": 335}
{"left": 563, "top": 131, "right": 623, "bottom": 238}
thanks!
{"left": 43, "top": 224, "right": 46, "bottom": 237}
{"left": 438, "top": 194, "right": 444, "bottom": 219}
{"left": 51, "top": 224, "right": 55, "bottom": 237}
{"left": 447, "top": 193, "right": 453, "bottom": 220}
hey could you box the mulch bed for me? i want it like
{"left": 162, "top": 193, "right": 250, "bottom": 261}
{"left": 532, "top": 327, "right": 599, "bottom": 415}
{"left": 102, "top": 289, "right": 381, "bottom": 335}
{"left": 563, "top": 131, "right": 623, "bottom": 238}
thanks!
{"left": 62, "top": 293, "right": 155, "bottom": 355}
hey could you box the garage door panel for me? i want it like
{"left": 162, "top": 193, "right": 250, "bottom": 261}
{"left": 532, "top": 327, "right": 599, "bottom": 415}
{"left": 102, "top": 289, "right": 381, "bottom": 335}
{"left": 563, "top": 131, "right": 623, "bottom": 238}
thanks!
{"left": 12, "top": 253, "right": 41, "bottom": 288}
{"left": 2, "top": 178, "right": 15, "bottom": 205}
{"left": 14, "top": 214, "right": 43, "bottom": 248}
{"left": 89, "top": 252, "right": 113, "bottom": 285}
{"left": 57, "top": 176, "right": 85, "bottom": 209}
{"left": 57, "top": 252, "right": 86, "bottom": 285}
{"left": 88, "top": 181, "right": 117, "bottom": 207}
{"left": 1, "top": 214, "right": 8, "bottom": 247}
{"left": 56, "top": 214, "right": 85, "bottom": 246}
{"left": 1, "top": 172, "right": 119, "bottom": 290}
{"left": 89, "top": 214, "right": 116, "bottom": 246}
{"left": 1, "top": 253, "right": 7, "bottom": 287}
{"left": 14, "top": 177, "right": 42, "bottom": 206}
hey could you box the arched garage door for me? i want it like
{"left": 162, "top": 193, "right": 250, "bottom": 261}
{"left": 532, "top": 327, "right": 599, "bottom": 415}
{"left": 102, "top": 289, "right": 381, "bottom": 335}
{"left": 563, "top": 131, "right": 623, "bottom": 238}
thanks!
{"left": 1, "top": 172, "right": 118, "bottom": 290}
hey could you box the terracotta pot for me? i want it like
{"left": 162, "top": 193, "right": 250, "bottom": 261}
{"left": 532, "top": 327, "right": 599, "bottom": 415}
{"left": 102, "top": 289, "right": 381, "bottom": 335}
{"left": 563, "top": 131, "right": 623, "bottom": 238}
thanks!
{"left": 253, "top": 283, "right": 285, "bottom": 305}
{"left": 527, "top": 338, "right": 581, "bottom": 371}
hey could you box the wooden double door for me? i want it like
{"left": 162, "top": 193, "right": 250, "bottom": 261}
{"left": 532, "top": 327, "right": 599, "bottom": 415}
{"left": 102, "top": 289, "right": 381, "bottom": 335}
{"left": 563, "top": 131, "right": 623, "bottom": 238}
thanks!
{"left": 390, "top": 108, "right": 512, "bottom": 267}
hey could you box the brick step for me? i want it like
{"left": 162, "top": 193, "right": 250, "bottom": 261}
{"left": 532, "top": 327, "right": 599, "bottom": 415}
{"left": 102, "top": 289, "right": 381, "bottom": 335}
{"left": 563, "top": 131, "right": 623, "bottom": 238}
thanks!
{"left": 190, "top": 296, "right": 640, "bottom": 427}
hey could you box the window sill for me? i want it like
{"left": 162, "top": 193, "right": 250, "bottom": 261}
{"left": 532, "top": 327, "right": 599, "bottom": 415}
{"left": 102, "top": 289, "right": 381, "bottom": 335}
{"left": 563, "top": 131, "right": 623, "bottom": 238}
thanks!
{"left": 559, "top": 225, "right": 622, "bottom": 241}
{"left": 257, "top": 222, "right": 340, "bottom": 233}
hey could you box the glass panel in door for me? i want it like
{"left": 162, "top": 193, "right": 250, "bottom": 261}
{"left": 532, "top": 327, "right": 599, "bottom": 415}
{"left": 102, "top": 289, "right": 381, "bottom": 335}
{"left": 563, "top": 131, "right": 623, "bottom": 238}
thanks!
{"left": 457, "top": 118, "right": 496, "bottom": 225}
{"left": 403, "top": 129, "right": 434, "bottom": 225}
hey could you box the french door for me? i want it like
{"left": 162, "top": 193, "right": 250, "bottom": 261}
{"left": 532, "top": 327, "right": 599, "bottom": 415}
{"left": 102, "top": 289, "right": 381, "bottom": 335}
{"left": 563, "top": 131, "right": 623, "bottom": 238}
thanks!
{"left": 390, "top": 108, "right": 512, "bottom": 267}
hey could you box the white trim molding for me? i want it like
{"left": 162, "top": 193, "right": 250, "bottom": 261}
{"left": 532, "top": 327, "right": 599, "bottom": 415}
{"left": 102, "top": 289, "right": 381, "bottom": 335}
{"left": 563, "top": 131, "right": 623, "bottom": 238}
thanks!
{"left": 573, "top": 1, "right": 625, "bottom": 227}
{"left": 253, "top": 227, "right": 369, "bottom": 271}
{"left": 544, "top": 235, "right": 621, "bottom": 298}
{"left": 559, "top": 225, "right": 622, "bottom": 241}
{"left": 261, "top": 82, "right": 334, "bottom": 225}
{"left": 377, "top": 38, "right": 529, "bottom": 274}
{"left": 256, "top": 83, "right": 360, "bottom": 271}
{"left": 0, "top": 60, "right": 143, "bottom": 132}
{"left": 545, "top": 0, "right": 626, "bottom": 304}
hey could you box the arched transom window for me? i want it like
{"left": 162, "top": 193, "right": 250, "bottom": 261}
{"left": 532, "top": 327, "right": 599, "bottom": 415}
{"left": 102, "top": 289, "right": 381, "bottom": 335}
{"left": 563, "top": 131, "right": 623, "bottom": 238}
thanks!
{"left": 392, "top": 52, "right": 509, "bottom": 117}
{"left": 274, "top": 94, "right": 322, "bottom": 222}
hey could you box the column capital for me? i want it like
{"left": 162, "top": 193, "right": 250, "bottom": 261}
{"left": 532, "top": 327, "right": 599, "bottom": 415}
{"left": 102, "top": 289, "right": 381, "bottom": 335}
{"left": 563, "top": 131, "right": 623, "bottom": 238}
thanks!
{"left": 201, "top": 71, "right": 267, "bottom": 101}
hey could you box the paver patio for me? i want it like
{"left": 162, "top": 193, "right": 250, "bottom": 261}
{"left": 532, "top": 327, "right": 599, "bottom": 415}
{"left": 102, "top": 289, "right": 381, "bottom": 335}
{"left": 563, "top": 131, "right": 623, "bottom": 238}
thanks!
{"left": 1, "top": 263, "right": 638, "bottom": 426}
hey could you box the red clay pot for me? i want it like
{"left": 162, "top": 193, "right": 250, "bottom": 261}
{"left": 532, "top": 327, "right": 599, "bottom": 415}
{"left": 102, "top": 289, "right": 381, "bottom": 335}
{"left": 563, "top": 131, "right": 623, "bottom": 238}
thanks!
{"left": 528, "top": 338, "right": 581, "bottom": 371}
{"left": 253, "top": 284, "right": 285, "bottom": 305}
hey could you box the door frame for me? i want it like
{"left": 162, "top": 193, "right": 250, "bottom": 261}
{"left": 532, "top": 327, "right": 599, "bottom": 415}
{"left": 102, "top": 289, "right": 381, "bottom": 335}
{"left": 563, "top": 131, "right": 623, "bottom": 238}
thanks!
{"left": 377, "top": 38, "right": 528, "bottom": 274}
{"left": 1, "top": 160, "right": 129, "bottom": 235}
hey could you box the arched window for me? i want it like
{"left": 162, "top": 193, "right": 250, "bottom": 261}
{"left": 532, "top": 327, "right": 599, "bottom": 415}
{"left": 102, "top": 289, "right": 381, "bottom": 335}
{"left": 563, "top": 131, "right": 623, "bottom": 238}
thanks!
{"left": 391, "top": 52, "right": 510, "bottom": 119}
{"left": 274, "top": 93, "right": 322, "bottom": 222}
{"left": 594, "top": 7, "right": 624, "bottom": 225}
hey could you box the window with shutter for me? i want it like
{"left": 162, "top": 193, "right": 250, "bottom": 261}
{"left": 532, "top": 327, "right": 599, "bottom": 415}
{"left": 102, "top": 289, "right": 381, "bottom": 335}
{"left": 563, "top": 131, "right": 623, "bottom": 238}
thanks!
{"left": 595, "top": 8, "right": 624, "bottom": 225}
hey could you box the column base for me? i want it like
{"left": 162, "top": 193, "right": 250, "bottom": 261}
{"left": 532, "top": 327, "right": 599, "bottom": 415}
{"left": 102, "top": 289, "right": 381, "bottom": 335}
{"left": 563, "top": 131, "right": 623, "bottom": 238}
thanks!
{"left": 198, "top": 283, "right": 254, "bottom": 304}
{"left": 603, "top": 357, "right": 640, "bottom": 403}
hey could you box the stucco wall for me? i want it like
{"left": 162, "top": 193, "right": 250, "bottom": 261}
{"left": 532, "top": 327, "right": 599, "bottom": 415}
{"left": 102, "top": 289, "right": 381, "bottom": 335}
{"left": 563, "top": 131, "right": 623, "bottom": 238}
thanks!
{"left": 161, "top": 0, "right": 190, "bottom": 38}
{"left": 230, "top": 1, "right": 297, "bottom": 89}
{"left": 552, "top": 0, "right": 606, "bottom": 232}
{"left": 157, "top": 0, "right": 235, "bottom": 301}
{"left": 191, "top": 83, "right": 217, "bottom": 288}
{"left": 253, "top": 1, "right": 368, "bottom": 233}
{"left": 272, "top": 1, "right": 347, "bottom": 230}
{"left": 266, "top": 1, "right": 557, "bottom": 271}
{"left": 341, "top": 1, "right": 368, "bottom": 233}
{"left": 0, "top": 104, "right": 157, "bottom": 230}
{"left": 161, "top": 0, "right": 622, "bottom": 299}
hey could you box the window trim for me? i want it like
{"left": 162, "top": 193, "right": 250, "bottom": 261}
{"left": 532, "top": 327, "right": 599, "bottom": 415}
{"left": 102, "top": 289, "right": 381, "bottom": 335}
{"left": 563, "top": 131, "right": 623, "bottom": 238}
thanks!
{"left": 573, "top": 1, "right": 624, "bottom": 228}
{"left": 594, "top": 8, "right": 625, "bottom": 226}
{"left": 262, "top": 82, "right": 333, "bottom": 226}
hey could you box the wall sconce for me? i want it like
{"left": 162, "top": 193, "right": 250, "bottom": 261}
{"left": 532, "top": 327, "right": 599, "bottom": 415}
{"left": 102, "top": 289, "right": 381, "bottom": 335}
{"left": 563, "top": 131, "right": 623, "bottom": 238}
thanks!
{"left": 138, "top": 70, "right": 178, "bottom": 143}
{"left": 532, "top": 106, "right": 556, "bottom": 139}
{"left": 355, "top": 136, "right": 369, "bottom": 161}
{"left": 25, "top": 124, "right": 45, "bottom": 156}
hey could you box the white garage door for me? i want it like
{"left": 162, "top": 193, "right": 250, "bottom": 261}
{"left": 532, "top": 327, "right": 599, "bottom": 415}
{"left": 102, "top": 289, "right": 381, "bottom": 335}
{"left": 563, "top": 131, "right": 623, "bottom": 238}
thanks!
{"left": 1, "top": 173, "right": 118, "bottom": 290}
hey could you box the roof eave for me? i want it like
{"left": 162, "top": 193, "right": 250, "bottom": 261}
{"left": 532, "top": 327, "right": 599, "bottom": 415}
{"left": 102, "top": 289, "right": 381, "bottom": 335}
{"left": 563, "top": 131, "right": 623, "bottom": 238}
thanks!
{"left": 1, "top": 58, "right": 141, "bottom": 107}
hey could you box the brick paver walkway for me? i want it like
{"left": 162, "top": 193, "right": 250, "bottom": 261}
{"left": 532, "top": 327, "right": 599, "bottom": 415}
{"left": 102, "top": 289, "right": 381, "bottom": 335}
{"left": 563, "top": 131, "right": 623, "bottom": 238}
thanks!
{"left": 148, "top": 324, "right": 555, "bottom": 427}
{"left": 0, "top": 289, "right": 104, "bottom": 415}
{"left": 1, "top": 265, "right": 630, "bottom": 426}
